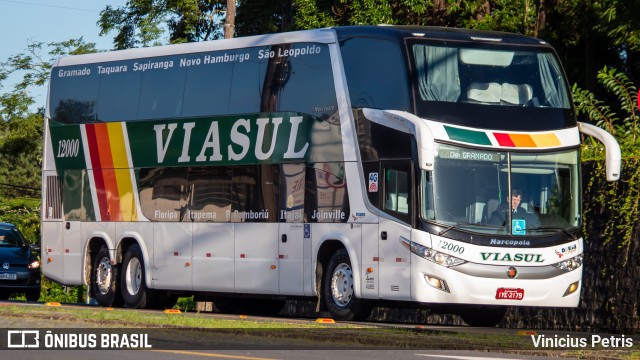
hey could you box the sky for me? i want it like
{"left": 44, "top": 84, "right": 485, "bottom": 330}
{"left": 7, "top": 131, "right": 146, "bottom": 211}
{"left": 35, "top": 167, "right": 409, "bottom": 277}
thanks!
{"left": 0, "top": 0, "right": 127, "bottom": 110}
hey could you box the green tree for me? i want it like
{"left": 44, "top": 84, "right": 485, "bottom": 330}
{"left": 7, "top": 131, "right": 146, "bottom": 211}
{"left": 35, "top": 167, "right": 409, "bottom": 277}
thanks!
{"left": 573, "top": 67, "right": 639, "bottom": 151}
{"left": 0, "top": 39, "right": 97, "bottom": 194}
{"left": 98, "top": 0, "right": 227, "bottom": 49}
{"left": 0, "top": 38, "right": 98, "bottom": 303}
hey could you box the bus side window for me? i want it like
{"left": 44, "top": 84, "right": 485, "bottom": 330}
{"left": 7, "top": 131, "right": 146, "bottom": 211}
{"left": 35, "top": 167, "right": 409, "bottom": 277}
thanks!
{"left": 381, "top": 161, "right": 412, "bottom": 223}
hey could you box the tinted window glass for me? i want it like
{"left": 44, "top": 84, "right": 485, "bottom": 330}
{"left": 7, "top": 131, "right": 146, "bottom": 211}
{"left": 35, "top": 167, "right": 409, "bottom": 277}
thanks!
{"left": 182, "top": 58, "right": 233, "bottom": 117}
{"left": 187, "top": 166, "right": 232, "bottom": 222}
{"left": 231, "top": 165, "right": 279, "bottom": 222}
{"left": 0, "top": 229, "right": 23, "bottom": 247}
{"left": 340, "top": 37, "right": 411, "bottom": 111}
{"left": 305, "top": 163, "right": 348, "bottom": 223}
{"left": 382, "top": 160, "right": 412, "bottom": 223}
{"left": 96, "top": 60, "right": 141, "bottom": 122}
{"left": 137, "top": 56, "right": 186, "bottom": 120}
{"left": 229, "top": 52, "right": 262, "bottom": 114}
{"left": 354, "top": 110, "right": 413, "bottom": 161}
{"left": 61, "top": 170, "right": 94, "bottom": 221}
{"left": 279, "top": 163, "right": 305, "bottom": 222}
{"left": 267, "top": 44, "right": 337, "bottom": 117}
{"left": 50, "top": 65, "right": 98, "bottom": 123}
{"left": 138, "top": 167, "right": 188, "bottom": 221}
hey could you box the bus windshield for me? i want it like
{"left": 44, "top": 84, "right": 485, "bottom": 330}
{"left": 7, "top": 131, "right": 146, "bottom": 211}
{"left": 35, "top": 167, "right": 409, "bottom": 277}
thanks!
{"left": 421, "top": 143, "right": 580, "bottom": 236}
{"left": 409, "top": 41, "right": 573, "bottom": 130}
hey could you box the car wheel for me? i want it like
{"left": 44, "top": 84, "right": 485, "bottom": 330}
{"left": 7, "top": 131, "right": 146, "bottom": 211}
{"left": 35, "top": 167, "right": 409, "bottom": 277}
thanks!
{"left": 92, "top": 245, "right": 122, "bottom": 307}
{"left": 25, "top": 289, "right": 41, "bottom": 302}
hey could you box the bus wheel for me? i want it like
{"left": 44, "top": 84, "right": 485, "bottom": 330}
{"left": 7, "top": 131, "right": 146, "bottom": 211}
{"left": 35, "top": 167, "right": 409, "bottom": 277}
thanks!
{"left": 459, "top": 306, "right": 507, "bottom": 327}
{"left": 120, "top": 244, "right": 153, "bottom": 309}
{"left": 323, "top": 249, "right": 372, "bottom": 321}
{"left": 92, "top": 245, "right": 122, "bottom": 307}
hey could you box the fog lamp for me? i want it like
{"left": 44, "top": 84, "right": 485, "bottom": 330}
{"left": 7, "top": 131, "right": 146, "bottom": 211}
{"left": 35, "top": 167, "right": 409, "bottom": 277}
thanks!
{"left": 563, "top": 281, "right": 580, "bottom": 297}
{"left": 424, "top": 274, "right": 449, "bottom": 293}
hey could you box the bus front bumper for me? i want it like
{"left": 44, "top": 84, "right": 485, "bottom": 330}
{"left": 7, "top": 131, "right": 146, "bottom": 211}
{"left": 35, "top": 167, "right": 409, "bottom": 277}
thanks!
{"left": 410, "top": 255, "right": 582, "bottom": 307}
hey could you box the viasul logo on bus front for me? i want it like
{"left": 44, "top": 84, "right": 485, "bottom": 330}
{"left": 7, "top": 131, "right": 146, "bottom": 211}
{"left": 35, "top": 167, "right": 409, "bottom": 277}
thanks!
{"left": 480, "top": 252, "right": 545, "bottom": 263}
{"left": 127, "top": 112, "right": 315, "bottom": 167}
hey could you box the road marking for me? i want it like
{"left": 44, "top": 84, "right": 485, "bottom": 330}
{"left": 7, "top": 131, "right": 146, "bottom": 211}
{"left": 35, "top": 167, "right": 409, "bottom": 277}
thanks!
{"left": 149, "top": 350, "right": 279, "bottom": 360}
{"left": 416, "top": 355, "right": 523, "bottom": 360}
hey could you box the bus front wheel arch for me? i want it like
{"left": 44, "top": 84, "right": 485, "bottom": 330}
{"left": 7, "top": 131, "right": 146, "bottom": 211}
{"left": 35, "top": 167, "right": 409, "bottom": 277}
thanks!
{"left": 322, "top": 248, "right": 372, "bottom": 321}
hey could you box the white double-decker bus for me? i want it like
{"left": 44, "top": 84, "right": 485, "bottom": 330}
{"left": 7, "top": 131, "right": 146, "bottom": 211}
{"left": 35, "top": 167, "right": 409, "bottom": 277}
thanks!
{"left": 42, "top": 25, "right": 620, "bottom": 326}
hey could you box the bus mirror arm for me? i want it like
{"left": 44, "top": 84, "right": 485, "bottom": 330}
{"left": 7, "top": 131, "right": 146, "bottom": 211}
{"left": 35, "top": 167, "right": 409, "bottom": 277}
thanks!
{"left": 578, "top": 122, "right": 621, "bottom": 181}
{"left": 378, "top": 110, "right": 436, "bottom": 171}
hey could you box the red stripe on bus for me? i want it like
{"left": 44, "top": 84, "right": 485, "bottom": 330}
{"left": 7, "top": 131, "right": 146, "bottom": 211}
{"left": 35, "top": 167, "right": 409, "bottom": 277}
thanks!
{"left": 493, "top": 132, "right": 515, "bottom": 147}
{"left": 85, "top": 125, "right": 108, "bottom": 220}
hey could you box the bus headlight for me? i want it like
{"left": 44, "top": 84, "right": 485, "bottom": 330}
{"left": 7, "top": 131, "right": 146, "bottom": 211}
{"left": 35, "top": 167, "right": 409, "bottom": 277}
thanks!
{"left": 552, "top": 254, "right": 583, "bottom": 272}
{"left": 401, "top": 238, "right": 466, "bottom": 267}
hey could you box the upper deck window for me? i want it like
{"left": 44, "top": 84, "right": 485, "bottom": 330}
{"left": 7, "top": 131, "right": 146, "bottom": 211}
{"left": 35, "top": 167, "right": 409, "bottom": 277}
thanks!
{"left": 409, "top": 41, "right": 575, "bottom": 131}
{"left": 412, "top": 43, "right": 570, "bottom": 109}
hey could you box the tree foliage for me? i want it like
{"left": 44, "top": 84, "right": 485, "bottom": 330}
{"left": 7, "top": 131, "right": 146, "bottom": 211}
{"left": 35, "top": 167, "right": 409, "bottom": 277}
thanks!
{"left": 574, "top": 67, "right": 639, "bottom": 150}
{"left": 98, "top": 0, "right": 226, "bottom": 49}
{"left": 0, "top": 39, "right": 97, "bottom": 195}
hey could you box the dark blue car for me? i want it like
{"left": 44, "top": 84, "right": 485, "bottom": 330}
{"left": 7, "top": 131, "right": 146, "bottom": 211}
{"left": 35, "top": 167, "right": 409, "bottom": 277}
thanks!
{"left": 0, "top": 222, "right": 41, "bottom": 301}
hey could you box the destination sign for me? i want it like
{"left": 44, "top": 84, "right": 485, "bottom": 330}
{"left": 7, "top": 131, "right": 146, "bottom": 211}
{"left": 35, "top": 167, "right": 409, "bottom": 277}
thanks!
{"left": 438, "top": 148, "right": 499, "bottom": 162}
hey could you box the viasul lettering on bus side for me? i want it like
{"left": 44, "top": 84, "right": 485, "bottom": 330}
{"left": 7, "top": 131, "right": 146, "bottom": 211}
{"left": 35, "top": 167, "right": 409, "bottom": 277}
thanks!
{"left": 127, "top": 113, "right": 312, "bottom": 167}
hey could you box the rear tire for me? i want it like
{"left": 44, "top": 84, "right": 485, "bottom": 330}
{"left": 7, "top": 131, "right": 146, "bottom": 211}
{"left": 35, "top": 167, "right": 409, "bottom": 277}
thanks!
{"left": 459, "top": 306, "right": 507, "bottom": 327}
{"left": 322, "top": 248, "right": 372, "bottom": 321}
{"left": 92, "top": 245, "right": 122, "bottom": 307}
{"left": 120, "top": 244, "right": 154, "bottom": 308}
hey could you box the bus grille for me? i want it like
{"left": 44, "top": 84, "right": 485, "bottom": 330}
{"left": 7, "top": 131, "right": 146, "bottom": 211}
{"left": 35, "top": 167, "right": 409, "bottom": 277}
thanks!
{"left": 45, "top": 175, "right": 62, "bottom": 219}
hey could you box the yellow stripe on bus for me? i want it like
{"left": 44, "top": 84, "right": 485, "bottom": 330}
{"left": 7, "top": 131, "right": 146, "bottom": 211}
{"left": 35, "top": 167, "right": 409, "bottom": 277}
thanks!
{"left": 106, "top": 122, "right": 138, "bottom": 221}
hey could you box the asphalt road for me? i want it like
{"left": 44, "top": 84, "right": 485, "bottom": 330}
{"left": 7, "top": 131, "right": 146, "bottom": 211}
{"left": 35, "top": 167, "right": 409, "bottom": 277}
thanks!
{"left": 0, "top": 300, "right": 626, "bottom": 359}
{"left": 1, "top": 349, "right": 579, "bottom": 360}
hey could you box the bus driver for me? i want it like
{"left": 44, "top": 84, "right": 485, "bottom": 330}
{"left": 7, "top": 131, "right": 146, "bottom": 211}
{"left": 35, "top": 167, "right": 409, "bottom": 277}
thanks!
{"left": 488, "top": 189, "right": 540, "bottom": 229}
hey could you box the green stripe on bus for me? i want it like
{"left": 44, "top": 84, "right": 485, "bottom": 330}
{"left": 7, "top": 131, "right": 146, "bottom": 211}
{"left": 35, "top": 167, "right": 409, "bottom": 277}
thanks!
{"left": 444, "top": 125, "right": 492, "bottom": 146}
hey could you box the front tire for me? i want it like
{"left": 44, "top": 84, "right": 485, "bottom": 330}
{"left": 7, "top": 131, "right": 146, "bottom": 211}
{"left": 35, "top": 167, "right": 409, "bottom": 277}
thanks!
{"left": 92, "top": 245, "right": 122, "bottom": 307}
{"left": 120, "top": 244, "right": 154, "bottom": 308}
{"left": 322, "top": 248, "right": 372, "bottom": 321}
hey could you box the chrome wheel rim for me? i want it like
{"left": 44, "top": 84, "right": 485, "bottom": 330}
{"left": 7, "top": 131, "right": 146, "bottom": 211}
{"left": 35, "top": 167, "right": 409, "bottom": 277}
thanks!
{"left": 125, "top": 257, "right": 142, "bottom": 296}
{"left": 95, "top": 257, "right": 112, "bottom": 295}
{"left": 330, "top": 263, "right": 353, "bottom": 307}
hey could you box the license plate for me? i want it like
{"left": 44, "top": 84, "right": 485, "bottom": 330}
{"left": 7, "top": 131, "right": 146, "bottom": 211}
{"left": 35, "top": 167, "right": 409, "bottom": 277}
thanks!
{"left": 0, "top": 273, "right": 17, "bottom": 280}
{"left": 495, "top": 288, "right": 524, "bottom": 300}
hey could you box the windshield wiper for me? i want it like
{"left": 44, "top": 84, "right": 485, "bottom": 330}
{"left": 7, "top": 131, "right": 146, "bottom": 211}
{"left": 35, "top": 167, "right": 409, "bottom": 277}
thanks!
{"left": 438, "top": 223, "right": 463, "bottom": 237}
{"left": 529, "top": 226, "right": 578, "bottom": 240}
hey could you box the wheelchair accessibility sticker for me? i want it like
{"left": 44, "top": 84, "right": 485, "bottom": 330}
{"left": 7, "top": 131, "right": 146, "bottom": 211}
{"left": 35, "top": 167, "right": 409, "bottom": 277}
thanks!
{"left": 512, "top": 219, "right": 526, "bottom": 235}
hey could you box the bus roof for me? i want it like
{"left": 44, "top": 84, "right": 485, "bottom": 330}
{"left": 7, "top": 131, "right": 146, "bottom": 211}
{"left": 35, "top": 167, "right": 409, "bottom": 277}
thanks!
{"left": 334, "top": 25, "right": 549, "bottom": 46}
{"left": 54, "top": 25, "right": 550, "bottom": 68}
{"left": 54, "top": 27, "right": 337, "bottom": 67}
